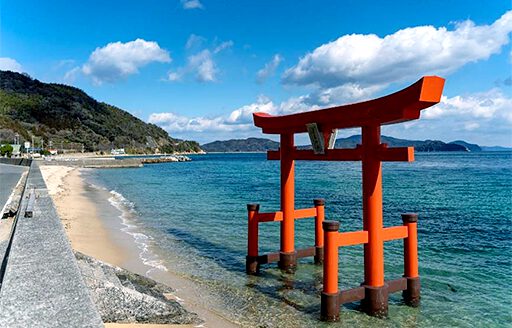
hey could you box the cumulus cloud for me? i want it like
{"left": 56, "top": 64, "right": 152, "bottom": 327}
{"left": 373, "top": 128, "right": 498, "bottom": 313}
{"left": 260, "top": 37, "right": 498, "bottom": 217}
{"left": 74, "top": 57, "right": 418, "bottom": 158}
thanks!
{"left": 0, "top": 57, "right": 23, "bottom": 72}
{"left": 423, "top": 88, "right": 512, "bottom": 123}
{"left": 188, "top": 50, "right": 216, "bottom": 82}
{"left": 150, "top": 85, "right": 512, "bottom": 146}
{"left": 79, "top": 39, "right": 171, "bottom": 84}
{"left": 148, "top": 92, "right": 325, "bottom": 143}
{"left": 149, "top": 95, "right": 276, "bottom": 134}
{"left": 382, "top": 88, "right": 512, "bottom": 146}
{"left": 167, "top": 37, "right": 232, "bottom": 83}
{"left": 181, "top": 0, "right": 203, "bottom": 10}
{"left": 167, "top": 49, "right": 218, "bottom": 82}
{"left": 283, "top": 11, "right": 512, "bottom": 96}
{"left": 256, "top": 54, "right": 283, "bottom": 83}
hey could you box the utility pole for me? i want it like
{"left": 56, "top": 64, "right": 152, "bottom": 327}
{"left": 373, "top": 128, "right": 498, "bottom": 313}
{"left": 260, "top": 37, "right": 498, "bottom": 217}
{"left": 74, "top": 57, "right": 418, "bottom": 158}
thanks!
{"left": 31, "top": 136, "right": 34, "bottom": 154}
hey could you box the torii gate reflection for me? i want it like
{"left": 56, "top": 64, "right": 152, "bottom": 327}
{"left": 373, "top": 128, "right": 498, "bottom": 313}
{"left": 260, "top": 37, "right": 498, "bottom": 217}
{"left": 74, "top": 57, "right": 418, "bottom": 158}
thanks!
{"left": 245, "top": 76, "right": 445, "bottom": 321}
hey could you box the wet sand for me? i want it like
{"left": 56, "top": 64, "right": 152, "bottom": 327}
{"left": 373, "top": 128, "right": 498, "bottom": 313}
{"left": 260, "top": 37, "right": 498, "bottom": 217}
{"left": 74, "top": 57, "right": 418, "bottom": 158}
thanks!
{"left": 39, "top": 165, "right": 239, "bottom": 327}
{"left": 40, "top": 165, "right": 128, "bottom": 267}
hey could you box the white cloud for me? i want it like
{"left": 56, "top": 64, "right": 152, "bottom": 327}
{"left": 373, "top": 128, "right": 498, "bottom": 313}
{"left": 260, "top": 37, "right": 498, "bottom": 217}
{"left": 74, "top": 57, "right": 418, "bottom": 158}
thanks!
{"left": 188, "top": 50, "right": 216, "bottom": 82}
{"left": 0, "top": 57, "right": 23, "bottom": 72}
{"left": 181, "top": 0, "right": 203, "bottom": 10}
{"left": 150, "top": 86, "right": 512, "bottom": 146}
{"left": 309, "top": 83, "right": 385, "bottom": 105}
{"left": 256, "top": 54, "right": 283, "bottom": 83}
{"left": 185, "top": 34, "right": 206, "bottom": 50}
{"left": 167, "top": 38, "right": 233, "bottom": 83}
{"left": 167, "top": 71, "right": 182, "bottom": 81}
{"left": 63, "top": 66, "right": 81, "bottom": 82}
{"left": 149, "top": 96, "right": 276, "bottom": 134}
{"left": 423, "top": 88, "right": 512, "bottom": 123}
{"left": 283, "top": 11, "right": 512, "bottom": 96}
{"left": 213, "top": 41, "right": 233, "bottom": 54}
{"left": 383, "top": 88, "right": 512, "bottom": 145}
{"left": 149, "top": 92, "right": 324, "bottom": 143}
{"left": 80, "top": 39, "right": 171, "bottom": 84}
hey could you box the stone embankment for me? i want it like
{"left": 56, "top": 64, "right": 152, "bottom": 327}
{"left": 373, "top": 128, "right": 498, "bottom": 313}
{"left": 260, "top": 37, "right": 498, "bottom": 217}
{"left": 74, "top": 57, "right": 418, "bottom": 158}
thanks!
{"left": 141, "top": 155, "right": 191, "bottom": 164}
{"left": 76, "top": 252, "right": 201, "bottom": 325}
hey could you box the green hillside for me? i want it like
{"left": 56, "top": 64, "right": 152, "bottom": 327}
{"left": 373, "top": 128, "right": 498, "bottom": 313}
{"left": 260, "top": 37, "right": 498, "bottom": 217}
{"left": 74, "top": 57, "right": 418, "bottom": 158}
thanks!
{"left": 0, "top": 71, "right": 201, "bottom": 153}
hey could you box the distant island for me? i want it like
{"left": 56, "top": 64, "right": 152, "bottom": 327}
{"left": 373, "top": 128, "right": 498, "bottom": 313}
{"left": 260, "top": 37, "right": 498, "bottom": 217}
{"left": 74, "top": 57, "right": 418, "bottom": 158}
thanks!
{"left": 0, "top": 71, "right": 201, "bottom": 154}
{"left": 202, "top": 136, "right": 510, "bottom": 153}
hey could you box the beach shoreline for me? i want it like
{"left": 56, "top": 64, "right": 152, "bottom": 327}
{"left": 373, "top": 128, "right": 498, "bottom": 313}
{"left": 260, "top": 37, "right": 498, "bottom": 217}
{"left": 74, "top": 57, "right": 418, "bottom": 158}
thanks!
{"left": 40, "top": 165, "right": 129, "bottom": 268}
{"left": 39, "top": 164, "right": 239, "bottom": 328}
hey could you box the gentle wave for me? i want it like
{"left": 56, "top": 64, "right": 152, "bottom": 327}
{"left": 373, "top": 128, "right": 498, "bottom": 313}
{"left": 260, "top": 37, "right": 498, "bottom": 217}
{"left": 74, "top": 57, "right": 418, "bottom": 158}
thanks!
{"left": 107, "top": 189, "right": 168, "bottom": 274}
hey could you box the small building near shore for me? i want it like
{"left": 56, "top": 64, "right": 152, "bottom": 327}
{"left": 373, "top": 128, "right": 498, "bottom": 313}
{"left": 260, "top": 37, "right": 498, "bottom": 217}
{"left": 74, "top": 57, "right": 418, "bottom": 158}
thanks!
{"left": 111, "top": 148, "right": 126, "bottom": 155}
{"left": 11, "top": 144, "right": 21, "bottom": 157}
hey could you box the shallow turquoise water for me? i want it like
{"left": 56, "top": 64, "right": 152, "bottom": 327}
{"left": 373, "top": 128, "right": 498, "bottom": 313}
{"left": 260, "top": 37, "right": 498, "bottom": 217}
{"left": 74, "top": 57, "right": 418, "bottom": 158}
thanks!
{"left": 88, "top": 152, "right": 512, "bottom": 327}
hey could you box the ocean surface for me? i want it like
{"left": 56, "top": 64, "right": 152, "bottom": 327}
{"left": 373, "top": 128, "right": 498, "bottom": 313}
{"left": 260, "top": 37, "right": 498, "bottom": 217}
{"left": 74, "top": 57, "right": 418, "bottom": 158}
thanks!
{"left": 83, "top": 152, "right": 512, "bottom": 327}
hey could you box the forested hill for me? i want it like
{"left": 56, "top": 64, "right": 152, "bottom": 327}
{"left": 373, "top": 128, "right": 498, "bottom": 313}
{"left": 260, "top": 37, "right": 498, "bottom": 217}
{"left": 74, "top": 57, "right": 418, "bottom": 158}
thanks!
{"left": 0, "top": 71, "right": 201, "bottom": 153}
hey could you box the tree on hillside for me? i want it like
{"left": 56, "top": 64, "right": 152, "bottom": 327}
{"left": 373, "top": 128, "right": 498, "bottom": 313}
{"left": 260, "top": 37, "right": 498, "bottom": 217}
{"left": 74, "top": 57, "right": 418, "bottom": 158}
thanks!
{"left": 0, "top": 144, "right": 13, "bottom": 157}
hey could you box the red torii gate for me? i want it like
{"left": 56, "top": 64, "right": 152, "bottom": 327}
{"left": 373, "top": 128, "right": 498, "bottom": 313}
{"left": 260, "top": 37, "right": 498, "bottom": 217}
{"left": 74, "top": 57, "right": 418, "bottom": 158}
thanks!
{"left": 245, "top": 76, "right": 445, "bottom": 321}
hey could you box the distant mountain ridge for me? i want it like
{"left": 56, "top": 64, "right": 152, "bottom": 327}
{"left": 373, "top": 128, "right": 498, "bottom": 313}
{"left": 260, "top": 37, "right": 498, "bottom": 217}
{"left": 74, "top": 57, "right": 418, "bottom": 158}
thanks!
{"left": 201, "top": 136, "right": 492, "bottom": 153}
{"left": 201, "top": 138, "right": 280, "bottom": 152}
{"left": 0, "top": 71, "right": 201, "bottom": 153}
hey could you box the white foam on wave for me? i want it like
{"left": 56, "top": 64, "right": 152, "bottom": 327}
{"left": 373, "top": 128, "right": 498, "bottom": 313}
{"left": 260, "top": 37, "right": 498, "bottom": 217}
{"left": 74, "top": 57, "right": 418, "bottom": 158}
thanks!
{"left": 107, "top": 190, "right": 168, "bottom": 275}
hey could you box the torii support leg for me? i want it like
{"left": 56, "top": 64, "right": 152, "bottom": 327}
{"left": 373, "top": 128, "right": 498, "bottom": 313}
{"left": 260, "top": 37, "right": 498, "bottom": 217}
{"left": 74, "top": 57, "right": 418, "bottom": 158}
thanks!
{"left": 361, "top": 125, "right": 388, "bottom": 317}
{"left": 279, "top": 133, "right": 297, "bottom": 272}
{"left": 402, "top": 213, "right": 420, "bottom": 306}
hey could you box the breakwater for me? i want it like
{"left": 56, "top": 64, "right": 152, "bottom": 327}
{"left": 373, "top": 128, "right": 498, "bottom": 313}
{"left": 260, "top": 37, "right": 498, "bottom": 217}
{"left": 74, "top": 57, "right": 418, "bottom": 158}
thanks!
{"left": 41, "top": 154, "right": 191, "bottom": 168}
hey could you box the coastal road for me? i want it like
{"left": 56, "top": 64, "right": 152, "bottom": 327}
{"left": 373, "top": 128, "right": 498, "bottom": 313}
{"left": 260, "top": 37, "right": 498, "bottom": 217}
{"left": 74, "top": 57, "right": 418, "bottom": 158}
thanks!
{"left": 0, "top": 163, "right": 28, "bottom": 212}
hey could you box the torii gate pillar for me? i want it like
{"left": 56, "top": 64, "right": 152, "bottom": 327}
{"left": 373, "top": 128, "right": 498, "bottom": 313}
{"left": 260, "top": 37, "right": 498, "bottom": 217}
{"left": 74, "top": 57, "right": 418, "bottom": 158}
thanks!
{"left": 361, "top": 125, "right": 386, "bottom": 315}
{"left": 279, "top": 133, "right": 297, "bottom": 271}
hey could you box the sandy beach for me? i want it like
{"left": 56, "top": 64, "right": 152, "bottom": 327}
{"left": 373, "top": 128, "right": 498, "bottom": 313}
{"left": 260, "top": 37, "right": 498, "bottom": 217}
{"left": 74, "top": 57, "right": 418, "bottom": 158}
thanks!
{"left": 39, "top": 165, "right": 239, "bottom": 328}
{"left": 40, "top": 165, "right": 128, "bottom": 267}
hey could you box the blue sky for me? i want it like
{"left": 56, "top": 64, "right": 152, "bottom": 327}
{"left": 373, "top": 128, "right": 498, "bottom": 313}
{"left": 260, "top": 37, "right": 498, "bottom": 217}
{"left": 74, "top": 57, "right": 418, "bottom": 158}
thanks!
{"left": 1, "top": 0, "right": 511, "bottom": 146}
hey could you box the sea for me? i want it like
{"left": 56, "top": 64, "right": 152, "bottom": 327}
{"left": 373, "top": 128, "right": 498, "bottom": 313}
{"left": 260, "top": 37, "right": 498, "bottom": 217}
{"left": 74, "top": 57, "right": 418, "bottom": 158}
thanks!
{"left": 82, "top": 152, "right": 511, "bottom": 327}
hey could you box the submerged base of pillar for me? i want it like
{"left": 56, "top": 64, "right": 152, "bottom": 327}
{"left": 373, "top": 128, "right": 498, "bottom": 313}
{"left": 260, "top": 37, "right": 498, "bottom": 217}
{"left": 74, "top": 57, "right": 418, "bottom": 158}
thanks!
{"left": 314, "top": 246, "right": 324, "bottom": 264}
{"left": 361, "top": 284, "right": 388, "bottom": 318}
{"left": 278, "top": 251, "right": 297, "bottom": 273}
{"left": 403, "top": 276, "right": 420, "bottom": 307}
{"left": 245, "top": 255, "right": 260, "bottom": 275}
{"left": 321, "top": 292, "right": 340, "bottom": 322}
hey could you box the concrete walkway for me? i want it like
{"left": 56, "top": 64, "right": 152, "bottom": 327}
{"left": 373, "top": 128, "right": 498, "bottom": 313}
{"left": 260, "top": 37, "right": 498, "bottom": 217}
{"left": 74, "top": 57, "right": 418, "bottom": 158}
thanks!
{"left": 0, "top": 163, "right": 103, "bottom": 327}
{"left": 0, "top": 163, "right": 28, "bottom": 213}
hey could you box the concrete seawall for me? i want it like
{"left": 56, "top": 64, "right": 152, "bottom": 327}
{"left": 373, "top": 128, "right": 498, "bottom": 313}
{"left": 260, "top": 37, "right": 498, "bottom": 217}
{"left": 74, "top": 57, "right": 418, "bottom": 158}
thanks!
{"left": 0, "top": 162, "right": 103, "bottom": 327}
{"left": 0, "top": 158, "right": 32, "bottom": 166}
{"left": 41, "top": 157, "right": 143, "bottom": 168}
